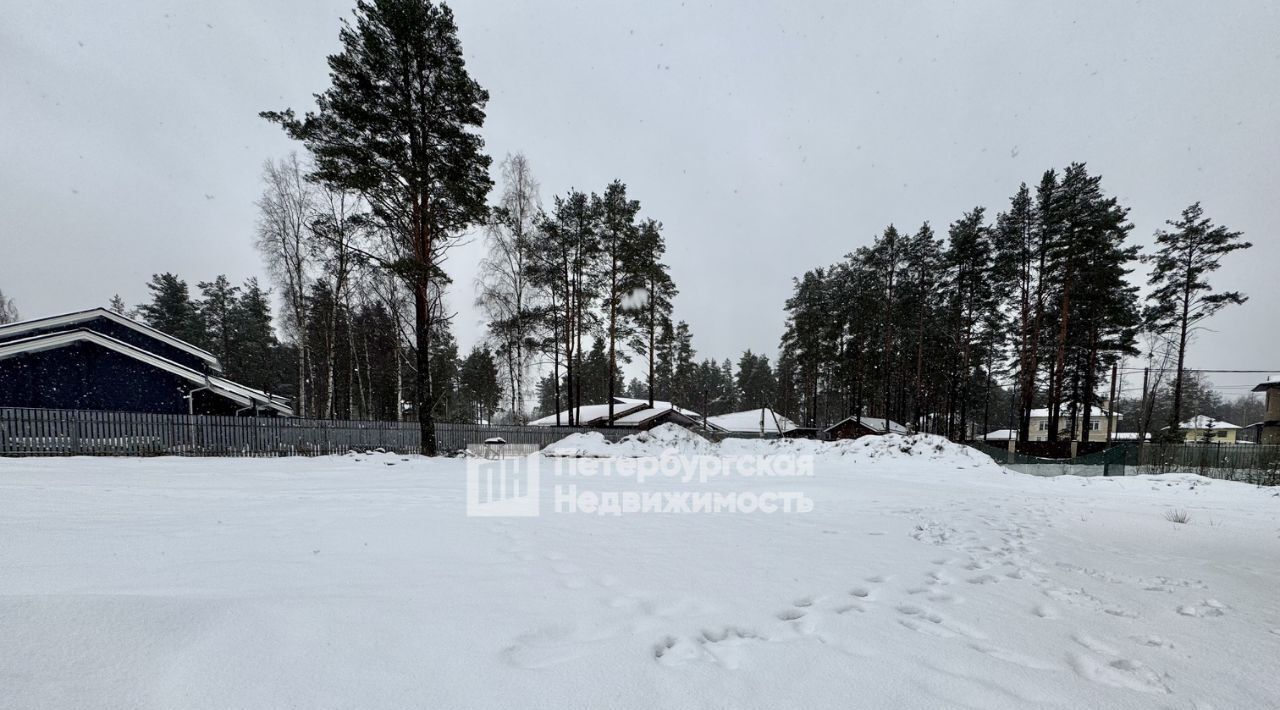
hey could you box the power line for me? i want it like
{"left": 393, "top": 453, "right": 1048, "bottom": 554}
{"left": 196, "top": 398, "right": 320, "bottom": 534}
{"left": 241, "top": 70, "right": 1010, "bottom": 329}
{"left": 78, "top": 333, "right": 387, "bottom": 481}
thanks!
{"left": 1117, "top": 368, "right": 1277, "bottom": 374}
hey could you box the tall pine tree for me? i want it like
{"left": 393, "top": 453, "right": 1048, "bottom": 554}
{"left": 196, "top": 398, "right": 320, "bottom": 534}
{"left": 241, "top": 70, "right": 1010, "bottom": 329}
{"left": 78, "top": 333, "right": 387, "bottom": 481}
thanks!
{"left": 263, "top": 0, "right": 492, "bottom": 453}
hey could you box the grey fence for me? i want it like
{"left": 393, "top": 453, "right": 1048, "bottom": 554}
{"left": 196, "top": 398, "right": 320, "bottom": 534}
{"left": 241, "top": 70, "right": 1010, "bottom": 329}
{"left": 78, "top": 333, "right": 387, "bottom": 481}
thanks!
{"left": 973, "top": 441, "right": 1280, "bottom": 486}
{"left": 0, "top": 407, "right": 629, "bottom": 457}
{"left": 973, "top": 443, "right": 1129, "bottom": 478}
{"left": 1128, "top": 442, "right": 1280, "bottom": 485}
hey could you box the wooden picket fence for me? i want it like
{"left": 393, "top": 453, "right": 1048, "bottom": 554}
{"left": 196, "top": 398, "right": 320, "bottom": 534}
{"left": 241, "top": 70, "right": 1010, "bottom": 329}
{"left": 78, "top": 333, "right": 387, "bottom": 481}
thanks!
{"left": 0, "top": 407, "right": 627, "bottom": 457}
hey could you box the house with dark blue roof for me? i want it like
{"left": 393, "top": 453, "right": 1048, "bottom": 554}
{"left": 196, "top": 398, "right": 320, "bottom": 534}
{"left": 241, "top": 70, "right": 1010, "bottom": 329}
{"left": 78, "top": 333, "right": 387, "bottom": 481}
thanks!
{"left": 0, "top": 308, "right": 290, "bottom": 416}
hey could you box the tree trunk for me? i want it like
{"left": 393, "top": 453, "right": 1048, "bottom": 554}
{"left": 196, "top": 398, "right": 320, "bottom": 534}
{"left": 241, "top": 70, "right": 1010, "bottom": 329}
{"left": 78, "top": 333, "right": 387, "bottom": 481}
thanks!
{"left": 647, "top": 288, "right": 656, "bottom": 407}
{"left": 1168, "top": 272, "right": 1194, "bottom": 433}
{"left": 413, "top": 192, "right": 437, "bottom": 456}
{"left": 1047, "top": 281, "right": 1073, "bottom": 442}
{"left": 607, "top": 254, "right": 618, "bottom": 424}
{"left": 1080, "top": 329, "right": 1099, "bottom": 443}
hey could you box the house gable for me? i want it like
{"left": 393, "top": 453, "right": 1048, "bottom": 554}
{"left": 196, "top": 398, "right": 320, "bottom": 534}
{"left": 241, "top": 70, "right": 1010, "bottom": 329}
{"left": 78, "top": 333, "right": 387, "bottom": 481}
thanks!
{"left": 0, "top": 308, "right": 220, "bottom": 373}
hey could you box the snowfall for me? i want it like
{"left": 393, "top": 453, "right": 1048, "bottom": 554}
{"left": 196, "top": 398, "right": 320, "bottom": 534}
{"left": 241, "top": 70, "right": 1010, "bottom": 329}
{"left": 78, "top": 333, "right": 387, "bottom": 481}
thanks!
{"left": 2, "top": 427, "right": 1278, "bottom": 709}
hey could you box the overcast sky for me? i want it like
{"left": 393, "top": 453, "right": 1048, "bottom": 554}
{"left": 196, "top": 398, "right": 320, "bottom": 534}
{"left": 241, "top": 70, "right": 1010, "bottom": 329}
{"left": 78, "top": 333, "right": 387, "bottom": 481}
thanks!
{"left": 2, "top": 0, "right": 1277, "bottom": 400}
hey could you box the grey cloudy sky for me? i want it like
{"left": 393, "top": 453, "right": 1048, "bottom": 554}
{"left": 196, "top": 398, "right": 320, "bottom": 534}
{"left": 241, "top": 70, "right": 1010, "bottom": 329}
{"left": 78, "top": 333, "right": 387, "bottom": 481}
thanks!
{"left": 2, "top": 0, "right": 1277, "bottom": 400}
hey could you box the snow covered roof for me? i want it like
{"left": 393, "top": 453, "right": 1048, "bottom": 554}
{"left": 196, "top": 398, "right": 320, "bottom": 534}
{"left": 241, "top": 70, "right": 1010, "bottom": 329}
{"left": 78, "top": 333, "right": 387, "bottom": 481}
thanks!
{"left": 529, "top": 397, "right": 723, "bottom": 430}
{"left": 612, "top": 397, "right": 703, "bottom": 419}
{"left": 981, "top": 429, "right": 1016, "bottom": 441}
{"left": 0, "top": 308, "right": 220, "bottom": 371}
{"left": 1177, "top": 415, "right": 1239, "bottom": 430}
{"left": 612, "top": 406, "right": 719, "bottom": 430}
{"left": 1028, "top": 406, "right": 1118, "bottom": 418}
{"left": 529, "top": 404, "right": 622, "bottom": 427}
{"left": 824, "top": 416, "right": 911, "bottom": 435}
{"left": 706, "top": 408, "right": 797, "bottom": 434}
{"left": 0, "top": 329, "right": 290, "bottom": 415}
{"left": 1252, "top": 375, "right": 1280, "bottom": 392}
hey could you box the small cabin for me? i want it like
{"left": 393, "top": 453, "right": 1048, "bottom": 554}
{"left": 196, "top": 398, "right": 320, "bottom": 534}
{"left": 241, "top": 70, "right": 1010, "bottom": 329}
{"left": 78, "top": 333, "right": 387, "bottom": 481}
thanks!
{"left": 824, "top": 416, "right": 910, "bottom": 440}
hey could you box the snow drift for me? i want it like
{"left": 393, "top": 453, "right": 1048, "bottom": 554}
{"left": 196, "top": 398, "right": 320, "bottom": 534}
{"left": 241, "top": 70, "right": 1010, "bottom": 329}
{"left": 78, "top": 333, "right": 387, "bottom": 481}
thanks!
{"left": 543, "top": 424, "right": 999, "bottom": 468}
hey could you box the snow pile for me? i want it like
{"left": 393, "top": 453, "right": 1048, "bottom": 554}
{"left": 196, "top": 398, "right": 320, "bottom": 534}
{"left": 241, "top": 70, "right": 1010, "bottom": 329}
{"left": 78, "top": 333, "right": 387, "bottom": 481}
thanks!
{"left": 615, "top": 423, "right": 718, "bottom": 456}
{"left": 542, "top": 423, "right": 715, "bottom": 458}
{"left": 541, "top": 431, "right": 613, "bottom": 458}
{"left": 830, "top": 433, "right": 998, "bottom": 464}
{"left": 546, "top": 427, "right": 998, "bottom": 471}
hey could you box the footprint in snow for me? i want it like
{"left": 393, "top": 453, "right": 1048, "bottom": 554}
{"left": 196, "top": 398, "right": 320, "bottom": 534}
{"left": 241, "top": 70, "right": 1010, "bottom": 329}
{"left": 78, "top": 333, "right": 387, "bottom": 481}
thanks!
{"left": 968, "top": 642, "right": 1057, "bottom": 670}
{"left": 1177, "top": 599, "right": 1226, "bottom": 617}
{"left": 656, "top": 627, "right": 762, "bottom": 669}
{"left": 1132, "top": 634, "right": 1175, "bottom": 649}
{"left": 1032, "top": 603, "right": 1059, "bottom": 619}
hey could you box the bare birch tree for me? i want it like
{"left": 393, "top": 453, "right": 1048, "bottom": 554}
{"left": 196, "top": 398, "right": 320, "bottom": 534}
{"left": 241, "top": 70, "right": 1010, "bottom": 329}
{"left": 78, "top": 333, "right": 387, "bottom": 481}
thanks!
{"left": 255, "top": 153, "right": 316, "bottom": 416}
{"left": 477, "top": 153, "right": 542, "bottom": 422}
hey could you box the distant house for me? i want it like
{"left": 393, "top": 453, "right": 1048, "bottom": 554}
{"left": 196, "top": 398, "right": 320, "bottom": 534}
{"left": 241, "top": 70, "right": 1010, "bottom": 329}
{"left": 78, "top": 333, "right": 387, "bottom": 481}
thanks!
{"left": 706, "top": 407, "right": 797, "bottom": 436}
{"left": 985, "top": 427, "right": 1143, "bottom": 444}
{"left": 0, "top": 308, "right": 290, "bottom": 416}
{"left": 1110, "top": 432, "right": 1149, "bottom": 442}
{"left": 824, "top": 415, "right": 910, "bottom": 440}
{"left": 1251, "top": 376, "right": 1280, "bottom": 445}
{"left": 1027, "top": 407, "right": 1120, "bottom": 442}
{"left": 1170, "top": 415, "right": 1240, "bottom": 443}
{"left": 980, "top": 429, "right": 1016, "bottom": 442}
{"left": 529, "top": 396, "right": 724, "bottom": 431}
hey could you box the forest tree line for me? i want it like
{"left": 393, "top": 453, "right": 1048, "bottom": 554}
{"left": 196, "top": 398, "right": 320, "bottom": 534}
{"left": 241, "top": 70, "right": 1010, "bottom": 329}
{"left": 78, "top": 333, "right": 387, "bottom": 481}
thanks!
{"left": 777, "top": 163, "right": 1252, "bottom": 443}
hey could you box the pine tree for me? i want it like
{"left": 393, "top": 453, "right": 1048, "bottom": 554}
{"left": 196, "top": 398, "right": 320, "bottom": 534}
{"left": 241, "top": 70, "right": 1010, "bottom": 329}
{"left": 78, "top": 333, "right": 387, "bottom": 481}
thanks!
{"left": 227, "top": 278, "right": 281, "bottom": 393}
{"left": 529, "top": 190, "right": 601, "bottom": 424}
{"left": 624, "top": 378, "right": 646, "bottom": 400}
{"left": 735, "top": 351, "right": 777, "bottom": 410}
{"left": 137, "top": 273, "right": 205, "bottom": 348}
{"left": 943, "top": 207, "right": 997, "bottom": 440}
{"left": 263, "top": 0, "right": 492, "bottom": 453}
{"left": 992, "top": 182, "right": 1042, "bottom": 444}
{"left": 108, "top": 294, "right": 127, "bottom": 316}
{"left": 899, "top": 223, "right": 944, "bottom": 428}
{"left": 653, "top": 317, "right": 676, "bottom": 402}
{"left": 1144, "top": 202, "right": 1251, "bottom": 439}
{"left": 779, "top": 269, "right": 830, "bottom": 426}
{"left": 632, "top": 219, "right": 676, "bottom": 406}
{"left": 671, "top": 321, "right": 697, "bottom": 407}
{"left": 198, "top": 276, "right": 241, "bottom": 372}
{"left": 597, "top": 180, "right": 643, "bottom": 424}
{"left": 424, "top": 322, "right": 460, "bottom": 423}
{"left": 458, "top": 346, "right": 501, "bottom": 423}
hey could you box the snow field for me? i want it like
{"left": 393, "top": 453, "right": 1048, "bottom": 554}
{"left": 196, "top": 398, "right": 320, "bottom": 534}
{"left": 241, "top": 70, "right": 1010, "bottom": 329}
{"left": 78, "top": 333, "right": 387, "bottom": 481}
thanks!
{"left": 1, "top": 439, "right": 1278, "bottom": 709}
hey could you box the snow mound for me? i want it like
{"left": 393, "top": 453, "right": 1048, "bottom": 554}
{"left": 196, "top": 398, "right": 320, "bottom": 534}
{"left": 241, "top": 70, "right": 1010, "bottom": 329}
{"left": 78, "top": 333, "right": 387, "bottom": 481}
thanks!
{"left": 617, "top": 423, "right": 717, "bottom": 455}
{"left": 542, "top": 423, "right": 714, "bottom": 458}
{"left": 541, "top": 431, "right": 612, "bottom": 458}
{"left": 544, "top": 428, "right": 999, "bottom": 470}
{"left": 834, "top": 433, "right": 991, "bottom": 461}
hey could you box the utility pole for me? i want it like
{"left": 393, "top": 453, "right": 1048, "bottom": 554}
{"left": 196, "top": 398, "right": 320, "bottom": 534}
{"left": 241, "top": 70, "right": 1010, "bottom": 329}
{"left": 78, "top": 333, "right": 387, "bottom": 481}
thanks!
{"left": 1107, "top": 362, "right": 1118, "bottom": 444}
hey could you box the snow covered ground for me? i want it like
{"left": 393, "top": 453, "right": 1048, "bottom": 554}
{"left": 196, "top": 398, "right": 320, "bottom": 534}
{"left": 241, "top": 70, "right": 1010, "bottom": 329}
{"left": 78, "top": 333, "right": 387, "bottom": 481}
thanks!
{"left": 2, "top": 435, "right": 1279, "bottom": 709}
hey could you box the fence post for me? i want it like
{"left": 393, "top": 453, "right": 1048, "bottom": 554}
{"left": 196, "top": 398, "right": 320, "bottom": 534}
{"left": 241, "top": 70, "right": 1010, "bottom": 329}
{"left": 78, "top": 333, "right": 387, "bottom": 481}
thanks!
{"left": 70, "top": 413, "right": 81, "bottom": 455}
